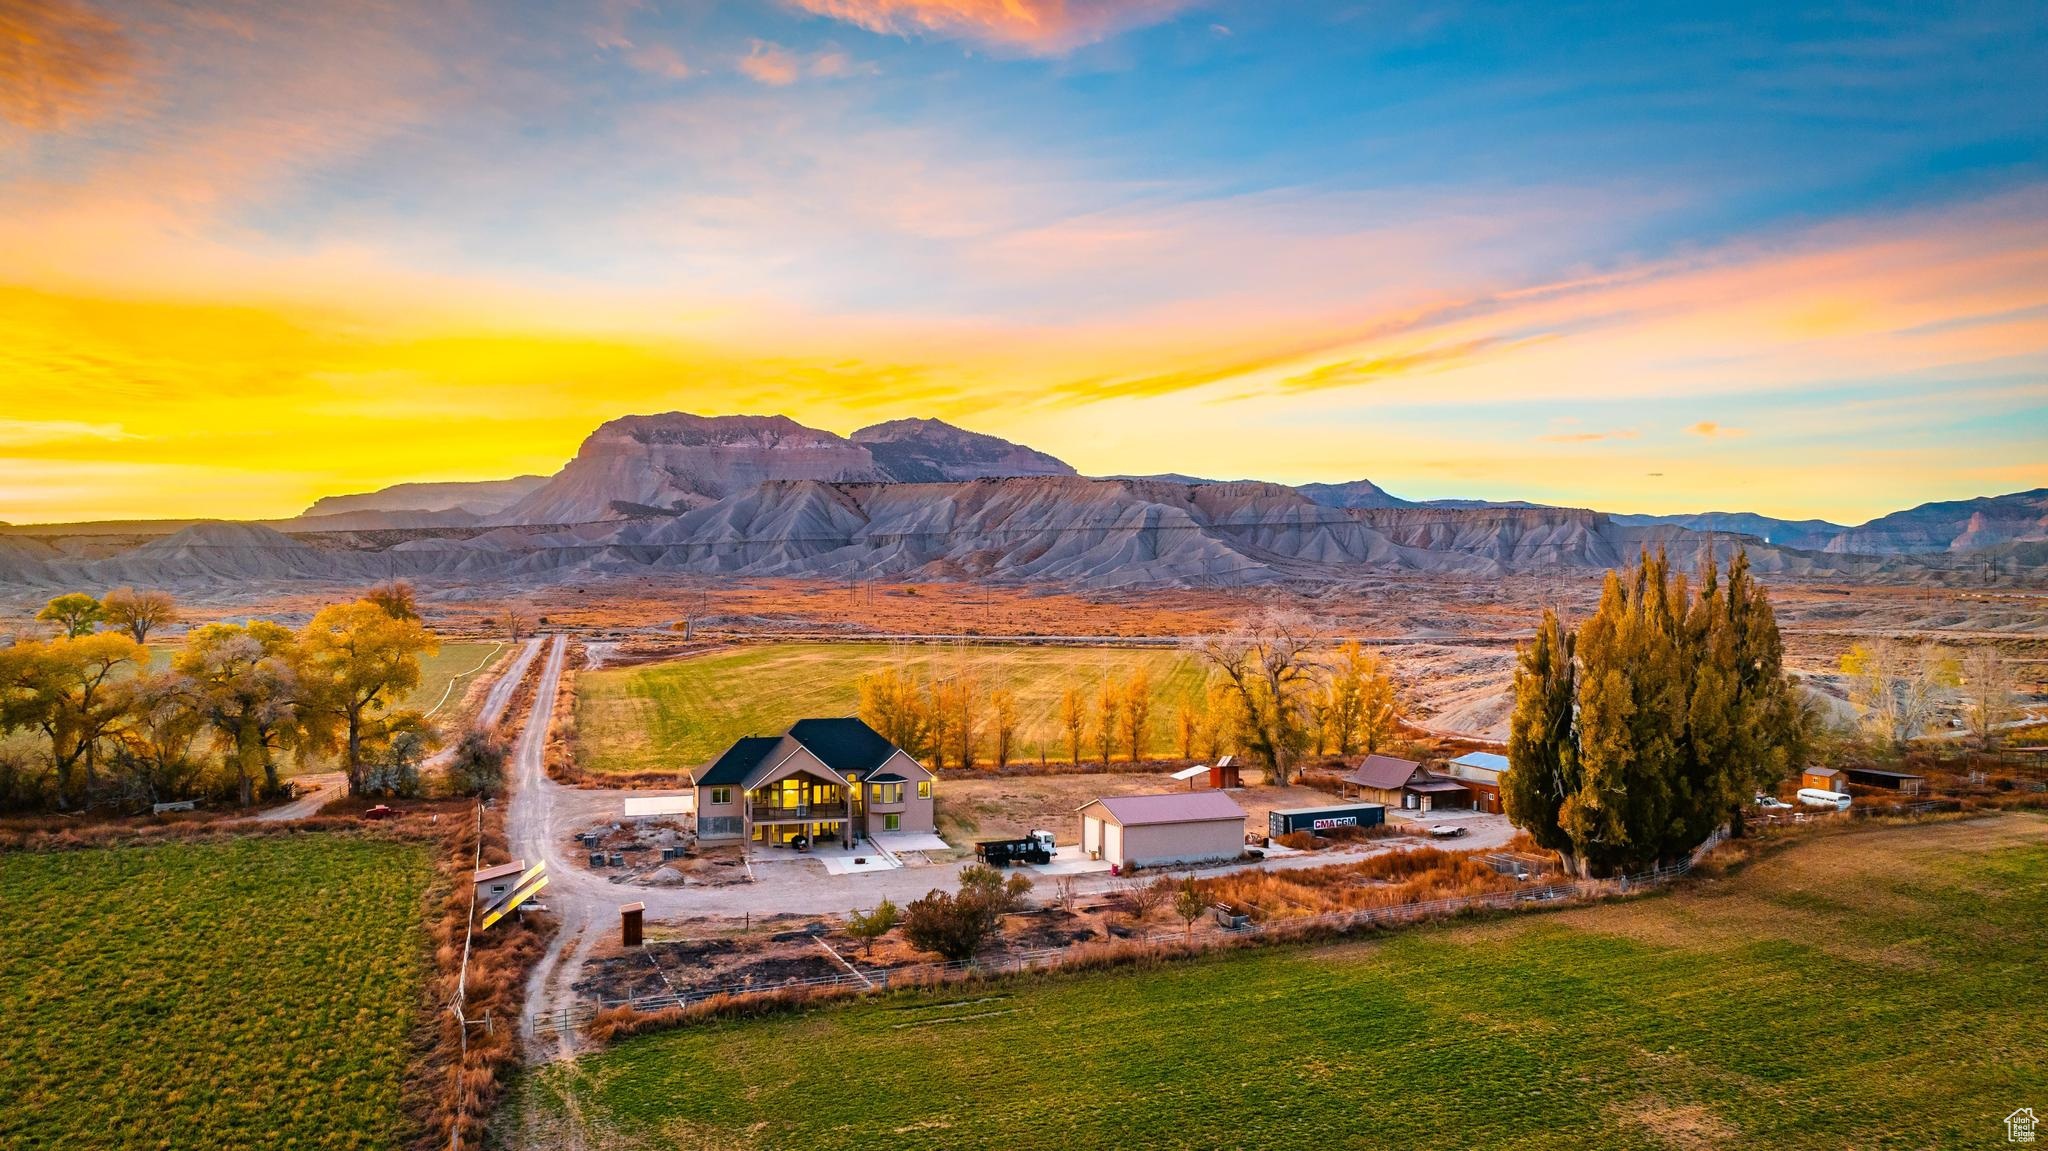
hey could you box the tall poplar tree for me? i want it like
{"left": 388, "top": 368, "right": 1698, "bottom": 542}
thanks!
{"left": 1503, "top": 610, "right": 1580, "bottom": 870}
{"left": 1508, "top": 548, "right": 1806, "bottom": 876}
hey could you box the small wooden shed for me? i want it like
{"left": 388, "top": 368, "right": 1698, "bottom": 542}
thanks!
{"left": 1209, "top": 755, "right": 1242, "bottom": 790}
{"left": 1801, "top": 766, "right": 1846, "bottom": 795}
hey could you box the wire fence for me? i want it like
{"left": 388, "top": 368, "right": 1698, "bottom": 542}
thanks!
{"left": 530, "top": 827, "right": 1730, "bottom": 1040}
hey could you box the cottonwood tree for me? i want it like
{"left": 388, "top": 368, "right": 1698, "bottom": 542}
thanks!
{"left": 297, "top": 598, "right": 437, "bottom": 797}
{"left": 1121, "top": 667, "right": 1153, "bottom": 763}
{"left": 1194, "top": 612, "right": 1318, "bottom": 786}
{"left": 925, "top": 676, "right": 961, "bottom": 772}
{"left": 175, "top": 621, "right": 304, "bottom": 805}
{"left": 1095, "top": 677, "right": 1122, "bottom": 766}
{"left": 951, "top": 659, "right": 979, "bottom": 770}
{"left": 990, "top": 688, "right": 1017, "bottom": 770}
{"left": 0, "top": 632, "right": 146, "bottom": 808}
{"left": 364, "top": 580, "right": 421, "bottom": 621}
{"left": 109, "top": 672, "right": 206, "bottom": 807}
{"left": 1840, "top": 639, "right": 1960, "bottom": 749}
{"left": 100, "top": 588, "right": 178, "bottom": 644}
{"left": 1323, "top": 641, "right": 1398, "bottom": 755}
{"left": 1960, "top": 647, "right": 2017, "bottom": 750}
{"left": 1058, "top": 686, "right": 1087, "bottom": 767}
{"left": 857, "top": 666, "right": 929, "bottom": 759}
{"left": 1177, "top": 703, "right": 1200, "bottom": 759}
{"left": 36, "top": 593, "right": 104, "bottom": 638}
{"left": 447, "top": 729, "right": 509, "bottom": 798}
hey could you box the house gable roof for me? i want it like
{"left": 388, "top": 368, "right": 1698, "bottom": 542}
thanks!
{"left": 1344, "top": 753, "right": 1424, "bottom": 790}
{"left": 699, "top": 736, "right": 782, "bottom": 787}
{"left": 789, "top": 717, "right": 901, "bottom": 776}
{"left": 1083, "top": 791, "right": 1246, "bottom": 826}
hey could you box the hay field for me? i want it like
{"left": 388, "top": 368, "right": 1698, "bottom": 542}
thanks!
{"left": 521, "top": 814, "right": 2048, "bottom": 1150}
{"left": 0, "top": 836, "right": 433, "bottom": 1149}
{"left": 576, "top": 643, "right": 1211, "bottom": 772}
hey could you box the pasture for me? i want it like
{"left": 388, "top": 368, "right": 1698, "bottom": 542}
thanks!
{"left": 400, "top": 639, "right": 506, "bottom": 717}
{"left": 0, "top": 836, "right": 434, "bottom": 1150}
{"left": 576, "top": 642, "right": 1210, "bottom": 772}
{"left": 521, "top": 814, "right": 2048, "bottom": 1150}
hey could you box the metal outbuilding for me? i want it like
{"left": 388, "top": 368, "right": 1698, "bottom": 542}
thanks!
{"left": 1078, "top": 791, "right": 1248, "bottom": 869}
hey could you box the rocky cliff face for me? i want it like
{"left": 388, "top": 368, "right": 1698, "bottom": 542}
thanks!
{"left": 489, "top": 413, "right": 1081, "bottom": 525}
{"left": 1825, "top": 489, "right": 2048, "bottom": 554}
{"left": 850, "top": 418, "right": 1076, "bottom": 483}
{"left": 303, "top": 476, "right": 548, "bottom": 518}
{"left": 491, "top": 414, "right": 888, "bottom": 524}
{"left": 1295, "top": 478, "right": 1414, "bottom": 509}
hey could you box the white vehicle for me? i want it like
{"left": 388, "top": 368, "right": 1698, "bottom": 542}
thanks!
{"left": 1796, "top": 788, "right": 1852, "bottom": 810}
{"left": 1753, "top": 793, "right": 1793, "bottom": 810}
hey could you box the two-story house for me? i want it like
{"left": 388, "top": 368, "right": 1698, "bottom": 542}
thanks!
{"left": 692, "top": 717, "right": 937, "bottom": 849}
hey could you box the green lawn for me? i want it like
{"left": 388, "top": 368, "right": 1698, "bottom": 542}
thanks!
{"left": 576, "top": 643, "right": 1212, "bottom": 772}
{"left": 0, "top": 836, "right": 435, "bottom": 1150}
{"left": 521, "top": 815, "right": 2048, "bottom": 1150}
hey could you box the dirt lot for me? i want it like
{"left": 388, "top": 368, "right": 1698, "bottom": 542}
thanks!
{"left": 935, "top": 770, "right": 1345, "bottom": 849}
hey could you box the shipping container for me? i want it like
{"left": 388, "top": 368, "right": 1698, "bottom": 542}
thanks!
{"left": 1268, "top": 803, "right": 1386, "bottom": 837}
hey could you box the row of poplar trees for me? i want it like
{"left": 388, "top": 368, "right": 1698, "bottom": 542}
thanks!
{"left": 1504, "top": 549, "right": 1809, "bottom": 877}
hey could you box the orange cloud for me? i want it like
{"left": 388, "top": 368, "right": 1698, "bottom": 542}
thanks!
{"left": 1689, "top": 421, "right": 1745, "bottom": 438}
{"left": 783, "top": 0, "right": 1192, "bottom": 53}
{"left": 738, "top": 40, "right": 801, "bottom": 85}
{"left": 0, "top": 0, "right": 134, "bottom": 130}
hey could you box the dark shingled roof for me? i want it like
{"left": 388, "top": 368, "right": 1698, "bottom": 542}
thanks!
{"left": 789, "top": 717, "right": 899, "bottom": 776}
{"left": 699, "top": 736, "right": 782, "bottom": 786}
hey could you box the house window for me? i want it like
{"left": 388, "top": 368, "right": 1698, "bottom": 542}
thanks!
{"left": 917, "top": 780, "right": 931, "bottom": 800}
{"left": 709, "top": 787, "right": 732, "bottom": 805}
{"left": 883, "top": 813, "right": 901, "bottom": 832}
{"left": 870, "top": 783, "right": 903, "bottom": 804}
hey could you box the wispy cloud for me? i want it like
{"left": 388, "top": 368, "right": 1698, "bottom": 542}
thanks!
{"left": 0, "top": 417, "right": 138, "bottom": 447}
{"left": 0, "top": 0, "right": 135, "bottom": 130}
{"left": 1538, "top": 428, "right": 1639, "bottom": 443}
{"left": 738, "top": 39, "right": 802, "bottom": 85}
{"left": 1688, "top": 421, "right": 1746, "bottom": 438}
{"left": 781, "top": 0, "right": 1193, "bottom": 54}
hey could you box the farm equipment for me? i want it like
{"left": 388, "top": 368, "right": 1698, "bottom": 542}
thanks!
{"left": 361, "top": 805, "right": 403, "bottom": 821}
{"left": 975, "top": 830, "right": 1056, "bottom": 867}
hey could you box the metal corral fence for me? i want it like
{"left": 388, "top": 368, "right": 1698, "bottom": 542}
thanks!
{"left": 529, "top": 827, "right": 1731, "bottom": 1039}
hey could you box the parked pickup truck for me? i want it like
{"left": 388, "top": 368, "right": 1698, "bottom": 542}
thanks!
{"left": 976, "top": 830, "right": 1056, "bottom": 867}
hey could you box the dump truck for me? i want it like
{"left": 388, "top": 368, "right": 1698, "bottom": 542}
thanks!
{"left": 975, "top": 829, "right": 1056, "bottom": 867}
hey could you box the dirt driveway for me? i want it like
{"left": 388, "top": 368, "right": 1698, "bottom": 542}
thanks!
{"left": 936, "top": 770, "right": 1350, "bottom": 847}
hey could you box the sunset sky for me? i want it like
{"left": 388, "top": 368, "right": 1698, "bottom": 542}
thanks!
{"left": 3, "top": 0, "right": 2044, "bottom": 524}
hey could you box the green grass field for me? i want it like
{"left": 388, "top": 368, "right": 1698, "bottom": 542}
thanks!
{"left": 576, "top": 643, "right": 1211, "bottom": 771}
{"left": 0, "top": 836, "right": 434, "bottom": 1150}
{"left": 521, "top": 815, "right": 2048, "bottom": 1150}
{"left": 399, "top": 640, "right": 506, "bottom": 717}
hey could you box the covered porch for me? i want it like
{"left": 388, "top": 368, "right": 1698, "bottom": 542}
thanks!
{"left": 745, "top": 767, "right": 859, "bottom": 849}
